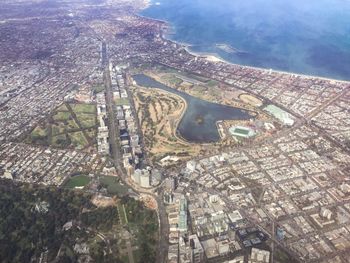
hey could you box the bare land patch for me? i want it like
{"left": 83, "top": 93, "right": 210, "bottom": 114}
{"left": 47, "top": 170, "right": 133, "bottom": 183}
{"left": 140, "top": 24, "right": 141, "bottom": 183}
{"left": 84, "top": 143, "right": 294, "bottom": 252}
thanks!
{"left": 239, "top": 93, "right": 263, "bottom": 107}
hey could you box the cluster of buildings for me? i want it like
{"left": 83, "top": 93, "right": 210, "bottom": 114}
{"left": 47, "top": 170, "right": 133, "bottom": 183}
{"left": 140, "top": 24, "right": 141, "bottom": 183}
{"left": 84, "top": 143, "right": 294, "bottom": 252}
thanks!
{"left": 165, "top": 189, "right": 270, "bottom": 263}
{"left": 0, "top": 69, "right": 81, "bottom": 142}
{"left": 162, "top": 124, "right": 349, "bottom": 262}
{"left": 91, "top": 4, "right": 349, "bottom": 150}
{"left": 311, "top": 92, "right": 350, "bottom": 148}
{"left": 175, "top": 124, "right": 349, "bottom": 262}
{"left": 110, "top": 64, "right": 145, "bottom": 175}
{"left": 74, "top": 86, "right": 94, "bottom": 103}
{"left": 0, "top": 142, "right": 104, "bottom": 186}
{"left": 0, "top": 14, "right": 103, "bottom": 143}
{"left": 109, "top": 63, "right": 164, "bottom": 189}
{"left": 0, "top": 11, "right": 112, "bottom": 186}
{"left": 130, "top": 167, "right": 162, "bottom": 188}
{"left": 0, "top": 62, "right": 47, "bottom": 106}
{"left": 131, "top": 168, "right": 152, "bottom": 188}
{"left": 96, "top": 91, "right": 110, "bottom": 155}
{"left": 1, "top": 1, "right": 350, "bottom": 262}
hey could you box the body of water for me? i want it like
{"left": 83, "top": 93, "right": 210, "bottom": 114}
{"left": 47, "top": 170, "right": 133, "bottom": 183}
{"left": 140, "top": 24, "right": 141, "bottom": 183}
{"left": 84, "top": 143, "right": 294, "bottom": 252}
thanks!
{"left": 141, "top": 0, "right": 350, "bottom": 80}
{"left": 132, "top": 74, "right": 253, "bottom": 142}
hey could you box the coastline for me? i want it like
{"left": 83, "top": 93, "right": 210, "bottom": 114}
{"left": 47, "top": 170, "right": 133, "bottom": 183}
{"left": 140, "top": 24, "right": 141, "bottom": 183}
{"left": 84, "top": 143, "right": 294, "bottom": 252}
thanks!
{"left": 138, "top": 2, "right": 350, "bottom": 84}
{"left": 183, "top": 43, "right": 350, "bottom": 83}
{"left": 183, "top": 46, "right": 229, "bottom": 64}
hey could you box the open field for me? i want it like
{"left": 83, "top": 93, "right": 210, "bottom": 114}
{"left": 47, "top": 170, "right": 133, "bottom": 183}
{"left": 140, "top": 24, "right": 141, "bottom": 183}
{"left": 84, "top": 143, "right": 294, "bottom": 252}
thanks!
{"left": 53, "top": 111, "right": 70, "bottom": 121}
{"left": 56, "top": 103, "right": 69, "bottom": 111}
{"left": 123, "top": 198, "right": 158, "bottom": 262}
{"left": 70, "top": 103, "right": 96, "bottom": 114}
{"left": 114, "top": 97, "right": 130, "bottom": 106}
{"left": 85, "top": 128, "right": 96, "bottom": 141}
{"left": 91, "top": 195, "right": 118, "bottom": 208}
{"left": 159, "top": 74, "right": 183, "bottom": 86}
{"left": 132, "top": 86, "right": 202, "bottom": 164}
{"left": 31, "top": 125, "right": 48, "bottom": 138}
{"left": 75, "top": 112, "right": 97, "bottom": 128}
{"left": 52, "top": 123, "right": 66, "bottom": 136}
{"left": 64, "top": 175, "right": 91, "bottom": 188}
{"left": 26, "top": 102, "right": 97, "bottom": 149}
{"left": 68, "top": 131, "right": 89, "bottom": 148}
{"left": 99, "top": 176, "right": 129, "bottom": 195}
{"left": 239, "top": 93, "right": 263, "bottom": 107}
{"left": 93, "top": 85, "right": 105, "bottom": 94}
{"left": 52, "top": 133, "right": 70, "bottom": 148}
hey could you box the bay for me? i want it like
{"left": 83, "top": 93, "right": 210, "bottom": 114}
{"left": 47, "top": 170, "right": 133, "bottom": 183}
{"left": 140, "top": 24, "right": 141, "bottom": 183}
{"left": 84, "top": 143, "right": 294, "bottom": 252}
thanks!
{"left": 141, "top": 0, "right": 350, "bottom": 80}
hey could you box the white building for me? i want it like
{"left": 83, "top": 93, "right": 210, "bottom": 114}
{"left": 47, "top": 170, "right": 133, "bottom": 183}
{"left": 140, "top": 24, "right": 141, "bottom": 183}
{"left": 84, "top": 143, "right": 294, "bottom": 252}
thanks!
{"left": 132, "top": 169, "right": 141, "bottom": 185}
{"left": 140, "top": 171, "right": 151, "bottom": 188}
{"left": 264, "top": 104, "right": 295, "bottom": 126}
{"left": 249, "top": 248, "right": 270, "bottom": 263}
{"left": 186, "top": 160, "right": 197, "bottom": 172}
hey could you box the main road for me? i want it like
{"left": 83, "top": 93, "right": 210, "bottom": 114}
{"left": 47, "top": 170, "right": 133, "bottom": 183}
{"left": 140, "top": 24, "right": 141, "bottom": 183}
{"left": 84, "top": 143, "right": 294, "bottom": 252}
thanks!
{"left": 103, "top": 60, "right": 123, "bottom": 170}
{"left": 102, "top": 44, "right": 169, "bottom": 263}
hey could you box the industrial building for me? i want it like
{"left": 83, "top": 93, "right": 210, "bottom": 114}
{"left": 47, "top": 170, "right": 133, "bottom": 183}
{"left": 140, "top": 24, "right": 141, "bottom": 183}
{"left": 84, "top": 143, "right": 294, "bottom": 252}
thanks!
{"left": 264, "top": 104, "right": 295, "bottom": 126}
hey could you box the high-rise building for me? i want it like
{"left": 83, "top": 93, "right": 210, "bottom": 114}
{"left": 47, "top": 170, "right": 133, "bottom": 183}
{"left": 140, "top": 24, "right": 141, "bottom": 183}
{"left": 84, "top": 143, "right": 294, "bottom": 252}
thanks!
{"left": 165, "top": 177, "right": 176, "bottom": 191}
{"left": 178, "top": 196, "right": 188, "bottom": 232}
{"left": 151, "top": 169, "right": 162, "bottom": 181}
{"left": 140, "top": 171, "right": 151, "bottom": 188}
{"left": 163, "top": 191, "right": 175, "bottom": 204}
{"left": 189, "top": 234, "right": 204, "bottom": 263}
{"left": 131, "top": 168, "right": 153, "bottom": 188}
{"left": 131, "top": 169, "right": 142, "bottom": 185}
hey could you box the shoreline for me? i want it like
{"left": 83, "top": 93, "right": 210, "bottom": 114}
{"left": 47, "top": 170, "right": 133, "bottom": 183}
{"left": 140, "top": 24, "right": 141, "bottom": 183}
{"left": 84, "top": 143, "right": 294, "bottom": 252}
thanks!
{"left": 133, "top": 83, "right": 199, "bottom": 147}
{"left": 182, "top": 40, "right": 350, "bottom": 83}
{"left": 138, "top": 2, "right": 350, "bottom": 84}
{"left": 147, "top": 71, "right": 258, "bottom": 116}
{"left": 135, "top": 74, "right": 258, "bottom": 145}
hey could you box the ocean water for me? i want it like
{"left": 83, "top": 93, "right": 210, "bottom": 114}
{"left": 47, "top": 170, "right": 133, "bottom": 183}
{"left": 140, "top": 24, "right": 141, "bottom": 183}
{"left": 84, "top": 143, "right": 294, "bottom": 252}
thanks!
{"left": 141, "top": 0, "right": 350, "bottom": 80}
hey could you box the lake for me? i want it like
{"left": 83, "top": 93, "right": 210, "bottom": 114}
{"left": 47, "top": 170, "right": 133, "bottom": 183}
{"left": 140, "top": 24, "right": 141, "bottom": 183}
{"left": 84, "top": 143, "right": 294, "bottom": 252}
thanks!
{"left": 132, "top": 74, "right": 253, "bottom": 143}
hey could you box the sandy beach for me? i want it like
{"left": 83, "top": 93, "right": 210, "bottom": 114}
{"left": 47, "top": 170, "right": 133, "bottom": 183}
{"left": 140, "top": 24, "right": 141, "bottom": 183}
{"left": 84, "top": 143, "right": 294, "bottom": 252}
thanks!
{"left": 183, "top": 45, "right": 350, "bottom": 84}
